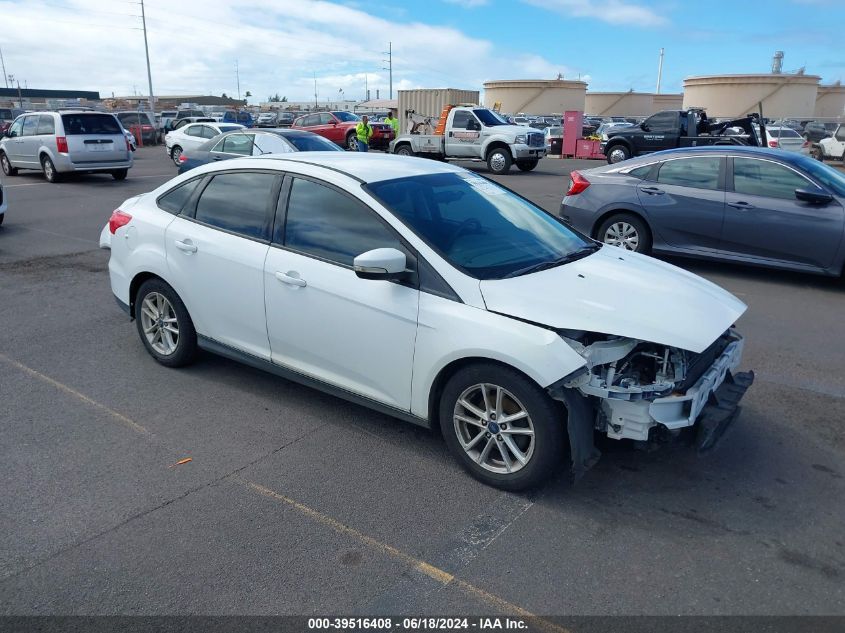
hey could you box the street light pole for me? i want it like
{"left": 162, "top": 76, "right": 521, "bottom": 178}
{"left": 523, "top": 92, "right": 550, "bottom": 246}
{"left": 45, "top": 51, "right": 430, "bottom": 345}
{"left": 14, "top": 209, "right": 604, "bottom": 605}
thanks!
{"left": 139, "top": 0, "right": 155, "bottom": 114}
{"left": 382, "top": 42, "right": 393, "bottom": 100}
{"left": 0, "top": 48, "right": 8, "bottom": 89}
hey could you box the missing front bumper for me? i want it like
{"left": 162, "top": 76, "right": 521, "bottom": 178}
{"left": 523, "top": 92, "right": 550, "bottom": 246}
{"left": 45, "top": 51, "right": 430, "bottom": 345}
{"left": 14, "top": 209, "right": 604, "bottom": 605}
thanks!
{"left": 695, "top": 370, "right": 755, "bottom": 451}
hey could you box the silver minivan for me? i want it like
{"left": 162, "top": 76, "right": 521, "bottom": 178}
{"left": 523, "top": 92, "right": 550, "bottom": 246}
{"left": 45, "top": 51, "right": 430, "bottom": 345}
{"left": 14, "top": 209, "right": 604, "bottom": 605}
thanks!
{"left": 0, "top": 111, "right": 133, "bottom": 182}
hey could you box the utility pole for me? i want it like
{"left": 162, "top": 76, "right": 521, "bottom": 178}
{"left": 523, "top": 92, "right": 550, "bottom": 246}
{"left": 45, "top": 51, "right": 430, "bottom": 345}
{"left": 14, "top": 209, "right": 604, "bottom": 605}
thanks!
{"left": 382, "top": 42, "right": 393, "bottom": 100}
{"left": 235, "top": 60, "right": 241, "bottom": 101}
{"left": 313, "top": 72, "right": 318, "bottom": 109}
{"left": 0, "top": 48, "right": 7, "bottom": 89}
{"left": 656, "top": 47, "right": 665, "bottom": 94}
{"left": 139, "top": 0, "right": 155, "bottom": 113}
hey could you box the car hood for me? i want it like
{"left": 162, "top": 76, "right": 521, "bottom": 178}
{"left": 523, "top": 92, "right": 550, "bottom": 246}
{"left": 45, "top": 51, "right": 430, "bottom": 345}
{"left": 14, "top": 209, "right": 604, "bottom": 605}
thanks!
{"left": 479, "top": 247, "right": 746, "bottom": 353}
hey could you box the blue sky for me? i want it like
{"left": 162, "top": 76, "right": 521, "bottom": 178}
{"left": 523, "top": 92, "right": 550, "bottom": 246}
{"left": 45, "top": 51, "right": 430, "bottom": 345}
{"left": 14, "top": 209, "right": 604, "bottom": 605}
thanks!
{"left": 1, "top": 0, "right": 843, "bottom": 102}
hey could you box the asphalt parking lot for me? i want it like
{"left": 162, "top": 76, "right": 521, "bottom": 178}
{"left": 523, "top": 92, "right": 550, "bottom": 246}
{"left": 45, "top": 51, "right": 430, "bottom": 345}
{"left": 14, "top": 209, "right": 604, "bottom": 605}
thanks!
{"left": 1, "top": 147, "right": 844, "bottom": 621}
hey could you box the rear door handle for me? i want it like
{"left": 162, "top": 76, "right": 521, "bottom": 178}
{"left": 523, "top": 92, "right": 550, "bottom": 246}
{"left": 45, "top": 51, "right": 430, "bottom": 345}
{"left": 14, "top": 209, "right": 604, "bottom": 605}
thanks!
{"left": 174, "top": 239, "right": 197, "bottom": 253}
{"left": 275, "top": 271, "right": 306, "bottom": 287}
{"left": 728, "top": 201, "right": 755, "bottom": 210}
{"left": 640, "top": 186, "right": 665, "bottom": 195}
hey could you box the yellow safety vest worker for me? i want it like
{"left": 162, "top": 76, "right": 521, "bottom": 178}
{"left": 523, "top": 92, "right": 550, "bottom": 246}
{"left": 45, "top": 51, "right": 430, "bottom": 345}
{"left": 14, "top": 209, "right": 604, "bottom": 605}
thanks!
{"left": 356, "top": 122, "right": 373, "bottom": 143}
{"left": 386, "top": 116, "right": 400, "bottom": 136}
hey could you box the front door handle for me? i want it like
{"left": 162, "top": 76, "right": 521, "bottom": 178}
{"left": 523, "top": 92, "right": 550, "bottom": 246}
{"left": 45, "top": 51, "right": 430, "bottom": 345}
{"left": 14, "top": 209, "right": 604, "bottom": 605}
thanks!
{"left": 174, "top": 239, "right": 197, "bottom": 253}
{"left": 728, "top": 201, "right": 755, "bottom": 210}
{"left": 275, "top": 271, "right": 306, "bottom": 287}
{"left": 640, "top": 186, "right": 665, "bottom": 195}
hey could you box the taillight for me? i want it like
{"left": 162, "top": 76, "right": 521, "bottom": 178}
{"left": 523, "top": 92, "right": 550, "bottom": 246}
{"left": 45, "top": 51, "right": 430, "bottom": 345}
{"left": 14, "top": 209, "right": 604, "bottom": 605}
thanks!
{"left": 56, "top": 136, "right": 68, "bottom": 153}
{"left": 566, "top": 170, "right": 590, "bottom": 196}
{"left": 108, "top": 209, "right": 132, "bottom": 234}
{"left": 768, "top": 140, "right": 778, "bottom": 148}
{"left": 125, "top": 137, "right": 131, "bottom": 151}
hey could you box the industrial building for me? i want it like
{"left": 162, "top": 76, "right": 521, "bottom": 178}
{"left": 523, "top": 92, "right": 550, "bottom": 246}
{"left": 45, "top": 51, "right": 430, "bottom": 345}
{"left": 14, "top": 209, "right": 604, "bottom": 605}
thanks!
{"left": 815, "top": 83, "right": 845, "bottom": 119}
{"left": 584, "top": 91, "right": 683, "bottom": 117}
{"left": 682, "top": 73, "right": 822, "bottom": 119}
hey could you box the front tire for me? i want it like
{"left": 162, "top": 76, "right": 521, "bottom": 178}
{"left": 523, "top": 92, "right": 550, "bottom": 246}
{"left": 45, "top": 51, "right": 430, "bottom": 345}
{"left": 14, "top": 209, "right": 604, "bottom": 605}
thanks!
{"left": 170, "top": 146, "right": 183, "bottom": 166}
{"left": 486, "top": 147, "right": 512, "bottom": 175}
{"left": 516, "top": 159, "right": 539, "bottom": 172}
{"left": 134, "top": 279, "right": 197, "bottom": 368}
{"left": 439, "top": 363, "right": 564, "bottom": 490}
{"left": 1, "top": 151, "right": 17, "bottom": 176}
{"left": 394, "top": 144, "right": 414, "bottom": 157}
{"left": 606, "top": 144, "right": 630, "bottom": 164}
{"left": 597, "top": 213, "right": 652, "bottom": 254}
{"left": 41, "top": 156, "right": 61, "bottom": 182}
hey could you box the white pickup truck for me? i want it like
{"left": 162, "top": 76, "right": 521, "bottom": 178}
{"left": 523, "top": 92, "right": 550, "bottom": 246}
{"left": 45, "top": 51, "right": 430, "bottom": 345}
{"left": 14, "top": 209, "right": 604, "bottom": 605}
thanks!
{"left": 817, "top": 124, "right": 845, "bottom": 163}
{"left": 391, "top": 106, "right": 546, "bottom": 175}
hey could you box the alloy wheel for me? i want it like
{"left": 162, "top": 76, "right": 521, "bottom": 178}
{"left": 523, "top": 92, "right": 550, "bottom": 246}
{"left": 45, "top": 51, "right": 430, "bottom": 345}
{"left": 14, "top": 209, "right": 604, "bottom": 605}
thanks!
{"left": 140, "top": 292, "right": 180, "bottom": 356}
{"left": 453, "top": 383, "right": 535, "bottom": 474}
{"left": 171, "top": 147, "right": 182, "bottom": 165}
{"left": 603, "top": 222, "right": 639, "bottom": 251}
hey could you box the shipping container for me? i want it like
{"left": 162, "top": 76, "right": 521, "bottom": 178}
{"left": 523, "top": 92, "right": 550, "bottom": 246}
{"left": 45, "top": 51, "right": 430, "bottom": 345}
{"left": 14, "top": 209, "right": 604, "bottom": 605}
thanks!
{"left": 397, "top": 88, "right": 480, "bottom": 136}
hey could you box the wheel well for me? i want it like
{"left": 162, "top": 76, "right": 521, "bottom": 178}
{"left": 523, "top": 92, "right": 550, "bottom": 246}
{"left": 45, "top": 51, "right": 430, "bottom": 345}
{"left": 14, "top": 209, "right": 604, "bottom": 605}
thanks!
{"left": 128, "top": 272, "right": 164, "bottom": 317}
{"left": 426, "top": 356, "right": 545, "bottom": 434}
{"left": 592, "top": 208, "right": 651, "bottom": 241}
{"left": 38, "top": 151, "right": 50, "bottom": 164}
{"left": 485, "top": 142, "right": 511, "bottom": 161}
{"left": 604, "top": 139, "right": 632, "bottom": 153}
{"left": 394, "top": 141, "right": 412, "bottom": 153}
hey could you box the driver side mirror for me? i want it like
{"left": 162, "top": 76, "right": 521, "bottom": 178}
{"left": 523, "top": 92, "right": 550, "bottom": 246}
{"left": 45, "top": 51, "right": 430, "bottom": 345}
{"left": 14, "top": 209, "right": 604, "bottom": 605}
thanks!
{"left": 640, "top": 123, "right": 650, "bottom": 132}
{"left": 353, "top": 248, "right": 407, "bottom": 281}
{"left": 795, "top": 188, "right": 833, "bottom": 205}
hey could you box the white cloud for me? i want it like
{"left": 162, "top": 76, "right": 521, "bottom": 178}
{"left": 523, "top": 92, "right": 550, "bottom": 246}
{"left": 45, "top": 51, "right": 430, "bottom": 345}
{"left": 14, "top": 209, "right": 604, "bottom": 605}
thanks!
{"left": 522, "top": 0, "right": 668, "bottom": 26}
{"left": 0, "top": 0, "right": 578, "bottom": 103}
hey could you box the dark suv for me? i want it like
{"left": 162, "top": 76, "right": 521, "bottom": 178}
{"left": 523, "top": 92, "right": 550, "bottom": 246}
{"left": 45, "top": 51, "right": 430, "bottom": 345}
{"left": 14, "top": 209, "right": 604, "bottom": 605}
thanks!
{"left": 115, "top": 111, "right": 158, "bottom": 145}
{"left": 803, "top": 121, "right": 838, "bottom": 143}
{"left": 0, "top": 107, "right": 24, "bottom": 138}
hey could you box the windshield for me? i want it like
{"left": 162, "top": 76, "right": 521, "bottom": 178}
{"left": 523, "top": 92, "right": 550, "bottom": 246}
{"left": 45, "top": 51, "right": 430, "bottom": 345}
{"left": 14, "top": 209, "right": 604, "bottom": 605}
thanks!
{"left": 333, "top": 111, "right": 360, "bottom": 122}
{"left": 800, "top": 156, "right": 845, "bottom": 197}
{"left": 473, "top": 109, "right": 509, "bottom": 127}
{"left": 366, "top": 172, "right": 593, "bottom": 280}
{"left": 285, "top": 134, "right": 343, "bottom": 151}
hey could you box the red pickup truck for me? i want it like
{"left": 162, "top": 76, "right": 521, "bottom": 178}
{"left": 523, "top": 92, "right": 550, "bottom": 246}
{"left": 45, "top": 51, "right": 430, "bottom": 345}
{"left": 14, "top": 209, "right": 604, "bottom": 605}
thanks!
{"left": 292, "top": 111, "right": 393, "bottom": 150}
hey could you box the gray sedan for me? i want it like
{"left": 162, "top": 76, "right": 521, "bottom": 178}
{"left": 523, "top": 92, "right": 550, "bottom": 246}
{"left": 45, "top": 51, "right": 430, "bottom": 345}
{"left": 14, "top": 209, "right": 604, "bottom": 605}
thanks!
{"left": 560, "top": 147, "right": 845, "bottom": 276}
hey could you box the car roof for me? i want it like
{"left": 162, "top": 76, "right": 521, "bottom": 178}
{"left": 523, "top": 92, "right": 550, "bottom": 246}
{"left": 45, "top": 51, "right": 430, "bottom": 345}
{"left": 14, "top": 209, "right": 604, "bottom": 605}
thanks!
{"left": 252, "top": 152, "right": 466, "bottom": 183}
{"left": 648, "top": 145, "right": 810, "bottom": 165}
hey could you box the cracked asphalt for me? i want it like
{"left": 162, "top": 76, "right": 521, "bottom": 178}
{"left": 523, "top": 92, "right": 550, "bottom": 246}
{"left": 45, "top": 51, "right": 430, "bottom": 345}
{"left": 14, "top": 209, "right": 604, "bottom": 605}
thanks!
{"left": 0, "top": 148, "right": 843, "bottom": 619}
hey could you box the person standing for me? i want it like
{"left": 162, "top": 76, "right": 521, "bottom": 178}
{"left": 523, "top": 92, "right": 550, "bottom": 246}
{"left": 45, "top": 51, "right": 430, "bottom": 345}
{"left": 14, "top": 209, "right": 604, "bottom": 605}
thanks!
{"left": 385, "top": 110, "right": 400, "bottom": 138}
{"left": 355, "top": 115, "right": 373, "bottom": 152}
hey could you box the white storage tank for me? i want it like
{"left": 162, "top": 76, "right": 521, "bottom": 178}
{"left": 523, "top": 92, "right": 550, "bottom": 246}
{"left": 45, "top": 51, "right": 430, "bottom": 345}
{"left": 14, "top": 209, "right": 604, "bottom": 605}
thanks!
{"left": 585, "top": 91, "right": 653, "bottom": 117}
{"left": 397, "top": 88, "right": 480, "bottom": 136}
{"left": 815, "top": 84, "right": 845, "bottom": 119}
{"left": 483, "top": 79, "right": 587, "bottom": 115}
{"left": 683, "top": 74, "right": 820, "bottom": 119}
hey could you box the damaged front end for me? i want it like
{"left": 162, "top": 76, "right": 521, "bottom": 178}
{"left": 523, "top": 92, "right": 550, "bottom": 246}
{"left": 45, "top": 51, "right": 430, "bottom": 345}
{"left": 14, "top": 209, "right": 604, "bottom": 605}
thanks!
{"left": 548, "top": 328, "right": 754, "bottom": 479}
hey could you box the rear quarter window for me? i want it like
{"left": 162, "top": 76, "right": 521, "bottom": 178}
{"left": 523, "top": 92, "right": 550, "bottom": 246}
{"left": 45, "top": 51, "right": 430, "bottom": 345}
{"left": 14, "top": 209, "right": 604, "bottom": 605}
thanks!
{"left": 157, "top": 178, "right": 202, "bottom": 215}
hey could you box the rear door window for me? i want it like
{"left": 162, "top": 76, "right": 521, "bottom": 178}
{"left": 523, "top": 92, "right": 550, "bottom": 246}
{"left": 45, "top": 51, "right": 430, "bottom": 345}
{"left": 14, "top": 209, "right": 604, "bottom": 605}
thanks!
{"left": 251, "top": 133, "right": 294, "bottom": 155}
{"left": 732, "top": 158, "right": 813, "bottom": 200}
{"left": 183, "top": 125, "right": 204, "bottom": 137}
{"left": 194, "top": 171, "right": 278, "bottom": 240}
{"left": 36, "top": 115, "right": 56, "bottom": 136}
{"left": 200, "top": 125, "right": 218, "bottom": 139}
{"left": 657, "top": 157, "right": 721, "bottom": 190}
{"left": 61, "top": 114, "right": 122, "bottom": 135}
{"left": 644, "top": 111, "right": 677, "bottom": 133}
{"left": 220, "top": 133, "right": 253, "bottom": 155}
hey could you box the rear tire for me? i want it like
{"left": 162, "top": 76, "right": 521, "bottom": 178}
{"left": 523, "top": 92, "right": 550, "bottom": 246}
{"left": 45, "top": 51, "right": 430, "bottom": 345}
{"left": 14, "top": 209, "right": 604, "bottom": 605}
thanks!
{"left": 112, "top": 169, "right": 128, "bottom": 181}
{"left": 1, "top": 151, "right": 17, "bottom": 176}
{"left": 606, "top": 144, "right": 630, "bottom": 164}
{"left": 597, "top": 212, "right": 652, "bottom": 254}
{"left": 134, "top": 279, "right": 197, "bottom": 368}
{"left": 439, "top": 363, "right": 565, "bottom": 491}
{"left": 41, "top": 156, "right": 61, "bottom": 183}
{"left": 486, "top": 147, "right": 512, "bottom": 175}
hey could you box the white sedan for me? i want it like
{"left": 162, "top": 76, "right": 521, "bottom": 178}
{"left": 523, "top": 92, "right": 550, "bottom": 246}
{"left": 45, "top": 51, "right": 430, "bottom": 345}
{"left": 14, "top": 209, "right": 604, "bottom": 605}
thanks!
{"left": 100, "top": 153, "right": 752, "bottom": 490}
{"left": 164, "top": 122, "right": 245, "bottom": 166}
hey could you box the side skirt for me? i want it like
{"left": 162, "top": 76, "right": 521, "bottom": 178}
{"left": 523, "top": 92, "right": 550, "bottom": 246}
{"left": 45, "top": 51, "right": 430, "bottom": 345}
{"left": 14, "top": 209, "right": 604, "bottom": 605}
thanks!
{"left": 197, "top": 335, "right": 432, "bottom": 430}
